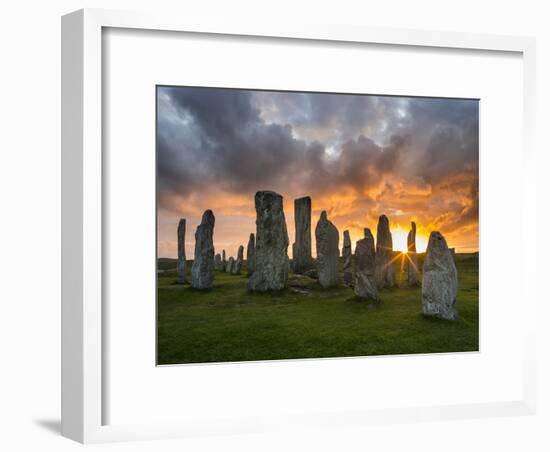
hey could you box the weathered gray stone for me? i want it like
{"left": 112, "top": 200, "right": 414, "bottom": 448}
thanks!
{"left": 422, "top": 231, "right": 458, "bottom": 320}
{"left": 355, "top": 272, "right": 379, "bottom": 301}
{"left": 342, "top": 230, "right": 353, "bottom": 286}
{"left": 356, "top": 229, "right": 375, "bottom": 273}
{"left": 248, "top": 191, "right": 289, "bottom": 291}
{"left": 315, "top": 211, "right": 339, "bottom": 288}
{"left": 222, "top": 250, "right": 226, "bottom": 271}
{"left": 292, "top": 196, "right": 313, "bottom": 274}
{"left": 375, "top": 214, "right": 395, "bottom": 289}
{"left": 406, "top": 221, "right": 419, "bottom": 287}
{"left": 232, "top": 245, "right": 244, "bottom": 274}
{"left": 226, "top": 257, "right": 235, "bottom": 273}
{"left": 354, "top": 230, "right": 378, "bottom": 300}
{"left": 247, "top": 233, "right": 255, "bottom": 276}
{"left": 176, "top": 218, "right": 186, "bottom": 284}
{"left": 191, "top": 210, "right": 215, "bottom": 289}
{"left": 214, "top": 253, "right": 222, "bottom": 271}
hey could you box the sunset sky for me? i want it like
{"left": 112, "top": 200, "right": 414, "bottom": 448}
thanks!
{"left": 157, "top": 86, "right": 479, "bottom": 259}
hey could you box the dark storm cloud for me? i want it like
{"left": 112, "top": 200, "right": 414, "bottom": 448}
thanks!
{"left": 410, "top": 98, "right": 479, "bottom": 184}
{"left": 157, "top": 86, "right": 478, "bottom": 239}
{"left": 157, "top": 87, "right": 311, "bottom": 200}
{"left": 157, "top": 87, "right": 418, "bottom": 204}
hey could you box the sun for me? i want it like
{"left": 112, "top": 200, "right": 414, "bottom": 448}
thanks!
{"left": 391, "top": 226, "right": 409, "bottom": 254}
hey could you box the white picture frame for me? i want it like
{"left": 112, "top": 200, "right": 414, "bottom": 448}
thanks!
{"left": 62, "top": 8, "right": 537, "bottom": 444}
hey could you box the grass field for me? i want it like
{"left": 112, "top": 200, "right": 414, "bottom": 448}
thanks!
{"left": 157, "top": 253, "right": 478, "bottom": 365}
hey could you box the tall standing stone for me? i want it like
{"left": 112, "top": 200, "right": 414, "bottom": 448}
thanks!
{"left": 315, "top": 211, "right": 340, "bottom": 288}
{"left": 247, "top": 233, "right": 255, "bottom": 276}
{"left": 232, "top": 245, "right": 244, "bottom": 274}
{"left": 191, "top": 210, "right": 215, "bottom": 289}
{"left": 354, "top": 229, "right": 378, "bottom": 300}
{"left": 226, "top": 257, "right": 235, "bottom": 273}
{"left": 176, "top": 218, "right": 186, "bottom": 284}
{"left": 214, "top": 253, "right": 222, "bottom": 271}
{"left": 342, "top": 230, "right": 353, "bottom": 286}
{"left": 222, "top": 250, "right": 227, "bottom": 272}
{"left": 375, "top": 214, "right": 395, "bottom": 289}
{"left": 293, "top": 196, "right": 313, "bottom": 274}
{"left": 248, "top": 191, "right": 289, "bottom": 291}
{"left": 422, "top": 231, "right": 458, "bottom": 320}
{"left": 406, "top": 221, "right": 419, "bottom": 286}
{"left": 356, "top": 229, "right": 375, "bottom": 273}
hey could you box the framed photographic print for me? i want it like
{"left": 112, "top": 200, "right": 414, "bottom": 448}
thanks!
{"left": 62, "top": 9, "right": 537, "bottom": 443}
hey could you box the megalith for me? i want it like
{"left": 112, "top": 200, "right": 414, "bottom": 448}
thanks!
{"left": 315, "top": 211, "right": 339, "bottom": 288}
{"left": 248, "top": 191, "right": 289, "bottom": 291}
{"left": 232, "top": 245, "right": 244, "bottom": 274}
{"left": 406, "top": 221, "right": 419, "bottom": 286}
{"left": 292, "top": 196, "right": 313, "bottom": 274}
{"left": 214, "top": 253, "right": 222, "bottom": 271}
{"left": 342, "top": 230, "right": 353, "bottom": 286}
{"left": 191, "top": 210, "right": 216, "bottom": 289}
{"left": 246, "top": 233, "right": 255, "bottom": 276}
{"left": 422, "top": 231, "right": 458, "bottom": 320}
{"left": 354, "top": 229, "right": 378, "bottom": 300}
{"left": 176, "top": 218, "right": 186, "bottom": 284}
{"left": 375, "top": 214, "right": 395, "bottom": 289}
{"left": 226, "top": 256, "right": 235, "bottom": 274}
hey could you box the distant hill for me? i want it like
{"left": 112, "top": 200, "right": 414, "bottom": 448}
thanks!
{"left": 158, "top": 257, "right": 178, "bottom": 270}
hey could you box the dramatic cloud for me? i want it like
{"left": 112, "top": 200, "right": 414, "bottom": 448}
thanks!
{"left": 157, "top": 86, "right": 478, "bottom": 258}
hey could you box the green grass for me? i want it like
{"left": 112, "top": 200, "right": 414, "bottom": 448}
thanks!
{"left": 157, "top": 253, "right": 478, "bottom": 364}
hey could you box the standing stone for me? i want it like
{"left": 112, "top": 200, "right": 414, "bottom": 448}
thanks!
{"left": 176, "top": 218, "right": 186, "bottom": 284}
{"left": 422, "top": 231, "right": 458, "bottom": 320}
{"left": 248, "top": 191, "right": 289, "bottom": 291}
{"left": 222, "top": 250, "right": 227, "bottom": 272}
{"left": 315, "top": 211, "right": 340, "bottom": 288}
{"left": 406, "top": 221, "right": 419, "bottom": 286}
{"left": 226, "top": 257, "right": 235, "bottom": 273}
{"left": 293, "top": 196, "right": 313, "bottom": 274}
{"left": 364, "top": 228, "right": 370, "bottom": 238}
{"left": 191, "top": 210, "right": 215, "bottom": 289}
{"left": 356, "top": 229, "right": 375, "bottom": 273}
{"left": 214, "top": 254, "right": 222, "bottom": 271}
{"left": 375, "top": 214, "right": 395, "bottom": 289}
{"left": 247, "top": 233, "right": 255, "bottom": 276}
{"left": 354, "top": 229, "right": 378, "bottom": 300}
{"left": 232, "top": 245, "right": 244, "bottom": 274}
{"left": 342, "top": 230, "right": 353, "bottom": 286}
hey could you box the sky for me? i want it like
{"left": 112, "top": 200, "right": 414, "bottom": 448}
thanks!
{"left": 157, "top": 86, "right": 479, "bottom": 259}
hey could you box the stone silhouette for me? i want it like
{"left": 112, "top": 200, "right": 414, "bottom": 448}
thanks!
{"left": 248, "top": 191, "right": 289, "bottom": 291}
{"left": 247, "top": 233, "right": 255, "bottom": 276}
{"left": 422, "top": 231, "right": 458, "bottom": 320}
{"left": 375, "top": 214, "right": 395, "bottom": 289}
{"left": 214, "top": 253, "right": 222, "bottom": 271}
{"left": 226, "top": 256, "right": 235, "bottom": 274}
{"left": 354, "top": 229, "right": 378, "bottom": 300}
{"left": 176, "top": 218, "right": 186, "bottom": 284}
{"left": 191, "top": 210, "right": 216, "bottom": 289}
{"left": 222, "top": 250, "right": 226, "bottom": 272}
{"left": 293, "top": 196, "right": 313, "bottom": 274}
{"left": 406, "top": 221, "right": 419, "bottom": 286}
{"left": 315, "top": 211, "right": 339, "bottom": 288}
{"left": 232, "top": 245, "right": 244, "bottom": 274}
{"left": 342, "top": 230, "right": 353, "bottom": 286}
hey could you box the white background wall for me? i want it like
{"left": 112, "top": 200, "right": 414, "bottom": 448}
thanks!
{"left": 0, "top": 1, "right": 548, "bottom": 451}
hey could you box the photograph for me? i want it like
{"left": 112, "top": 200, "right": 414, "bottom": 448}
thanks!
{"left": 156, "top": 86, "right": 479, "bottom": 365}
